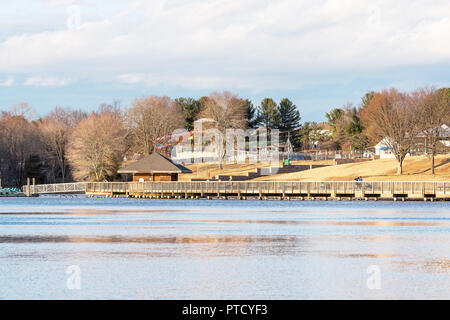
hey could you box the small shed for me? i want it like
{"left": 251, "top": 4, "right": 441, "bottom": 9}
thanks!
{"left": 118, "top": 152, "right": 192, "bottom": 182}
{"left": 374, "top": 138, "right": 396, "bottom": 159}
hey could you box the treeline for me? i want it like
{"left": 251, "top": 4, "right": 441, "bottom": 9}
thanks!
{"left": 315, "top": 87, "right": 449, "bottom": 174}
{"left": 362, "top": 87, "right": 450, "bottom": 174}
{"left": 0, "top": 92, "right": 301, "bottom": 186}
{"left": 0, "top": 88, "right": 448, "bottom": 186}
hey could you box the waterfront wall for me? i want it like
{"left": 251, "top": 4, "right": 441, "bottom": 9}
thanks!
{"left": 83, "top": 181, "right": 450, "bottom": 201}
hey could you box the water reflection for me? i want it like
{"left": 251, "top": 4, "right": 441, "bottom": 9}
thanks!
{"left": 0, "top": 197, "right": 449, "bottom": 299}
{"left": 0, "top": 235, "right": 299, "bottom": 244}
{"left": 0, "top": 209, "right": 187, "bottom": 215}
{"left": 422, "top": 260, "right": 450, "bottom": 273}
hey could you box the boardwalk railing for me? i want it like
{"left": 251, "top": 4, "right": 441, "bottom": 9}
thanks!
{"left": 23, "top": 182, "right": 87, "bottom": 195}
{"left": 83, "top": 181, "right": 450, "bottom": 200}
{"left": 22, "top": 181, "right": 450, "bottom": 199}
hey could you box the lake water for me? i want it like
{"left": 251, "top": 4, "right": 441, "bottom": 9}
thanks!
{"left": 0, "top": 196, "right": 449, "bottom": 300}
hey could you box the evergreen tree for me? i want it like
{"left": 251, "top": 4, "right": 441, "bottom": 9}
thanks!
{"left": 344, "top": 108, "right": 363, "bottom": 135}
{"left": 325, "top": 108, "right": 345, "bottom": 149}
{"left": 360, "top": 91, "right": 375, "bottom": 110}
{"left": 245, "top": 99, "right": 258, "bottom": 129}
{"left": 325, "top": 108, "right": 344, "bottom": 134}
{"left": 256, "top": 98, "right": 281, "bottom": 132}
{"left": 344, "top": 107, "right": 369, "bottom": 150}
{"left": 297, "top": 121, "right": 323, "bottom": 150}
{"left": 175, "top": 97, "right": 201, "bottom": 131}
{"left": 278, "top": 98, "right": 301, "bottom": 141}
{"left": 24, "top": 154, "right": 44, "bottom": 184}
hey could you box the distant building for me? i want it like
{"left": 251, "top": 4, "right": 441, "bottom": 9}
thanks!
{"left": 310, "top": 122, "right": 332, "bottom": 149}
{"left": 375, "top": 124, "right": 450, "bottom": 159}
{"left": 436, "top": 124, "right": 450, "bottom": 148}
{"left": 374, "top": 138, "right": 396, "bottom": 159}
{"left": 118, "top": 152, "right": 192, "bottom": 182}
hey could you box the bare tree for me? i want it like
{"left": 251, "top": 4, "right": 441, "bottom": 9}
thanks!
{"left": 418, "top": 88, "right": 450, "bottom": 174}
{"left": 126, "top": 96, "right": 184, "bottom": 155}
{"left": 0, "top": 112, "right": 40, "bottom": 187}
{"left": 198, "top": 91, "right": 248, "bottom": 169}
{"left": 12, "top": 102, "right": 34, "bottom": 120}
{"left": 39, "top": 116, "right": 69, "bottom": 182}
{"left": 37, "top": 107, "right": 88, "bottom": 183}
{"left": 361, "top": 88, "right": 422, "bottom": 174}
{"left": 67, "top": 108, "right": 127, "bottom": 182}
{"left": 47, "top": 107, "right": 87, "bottom": 127}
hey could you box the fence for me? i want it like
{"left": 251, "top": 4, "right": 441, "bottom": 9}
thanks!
{"left": 23, "top": 182, "right": 87, "bottom": 195}
{"left": 282, "top": 150, "right": 374, "bottom": 161}
{"left": 84, "top": 181, "right": 450, "bottom": 199}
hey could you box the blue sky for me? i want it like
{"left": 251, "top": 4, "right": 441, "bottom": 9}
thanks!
{"left": 1, "top": 0, "right": 449, "bottom": 121}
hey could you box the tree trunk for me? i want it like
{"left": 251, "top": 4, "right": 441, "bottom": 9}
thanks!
{"left": 60, "top": 160, "right": 66, "bottom": 183}
{"left": 218, "top": 142, "right": 225, "bottom": 170}
{"left": 219, "top": 150, "right": 226, "bottom": 170}
{"left": 431, "top": 149, "right": 435, "bottom": 175}
{"left": 397, "top": 158, "right": 404, "bottom": 175}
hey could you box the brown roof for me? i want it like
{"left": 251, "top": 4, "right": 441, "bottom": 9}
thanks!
{"left": 118, "top": 152, "right": 192, "bottom": 174}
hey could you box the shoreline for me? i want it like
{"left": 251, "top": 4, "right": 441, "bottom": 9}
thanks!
{"left": 85, "top": 194, "right": 449, "bottom": 202}
{"left": 18, "top": 180, "right": 450, "bottom": 202}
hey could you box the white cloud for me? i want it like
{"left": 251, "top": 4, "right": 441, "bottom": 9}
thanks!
{"left": 0, "top": 0, "right": 449, "bottom": 90}
{"left": 24, "top": 76, "right": 72, "bottom": 87}
{"left": 44, "top": 0, "right": 80, "bottom": 6}
{"left": 117, "top": 73, "right": 147, "bottom": 85}
{"left": 0, "top": 77, "right": 15, "bottom": 86}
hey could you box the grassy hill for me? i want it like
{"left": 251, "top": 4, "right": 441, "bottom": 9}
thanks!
{"left": 252, "top": 156, "right": 450, "bottom": 181}
{"left": 177, "top": 156, "right": 450, "bottom": 182}
{"left": 179, "top": 160, "right": 334, "bottom": 181}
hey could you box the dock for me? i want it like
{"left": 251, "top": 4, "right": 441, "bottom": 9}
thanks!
{"left": 79, "top": 181, "right": 450, "bottom": 201}
{"left": 21, "top": 181, "right": 450, "bottom": 201}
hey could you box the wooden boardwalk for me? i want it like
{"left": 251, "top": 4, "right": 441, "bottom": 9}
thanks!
{"left": 23, "top": 183, "right": 87, "bottom": 195}
{"left": 82, "top": 181, "right": 450, "bottom": 201}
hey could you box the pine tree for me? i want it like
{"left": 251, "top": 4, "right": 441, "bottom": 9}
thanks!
{"left": 325, "top": 108, "right": 345, "bottom": 149}
{"left": 344, "top": 107, "right": 369, "bottom": 150}
{"left": 24, "top": 154, "right": 44, "bottom": 184}
{"left": 256, "top": 98, "right": 281, "bottom": 132}
{"left": 278, "top": 98, "right": 301, "bottom": 141}
{"left": 245, "top": 99, "right": 257, "bottom": 129}
{"left": 175, "top": 97, "right": 201, "bottom": 131}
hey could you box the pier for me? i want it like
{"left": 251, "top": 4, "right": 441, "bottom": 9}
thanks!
{"left": 22, "top": 181, "right": 450, "bottom": 201}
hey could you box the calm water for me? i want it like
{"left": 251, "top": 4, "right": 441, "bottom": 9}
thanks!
{"left": 0, "top": 196, "right": 449, "bottom": 300}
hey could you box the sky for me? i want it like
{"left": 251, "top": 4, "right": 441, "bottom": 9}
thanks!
{"left": 0, "top": 0, "right": 449, "bottom": 121}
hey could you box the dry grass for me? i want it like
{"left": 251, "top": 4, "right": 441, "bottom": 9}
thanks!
{"left": 178, "top": 160, "right": 334, "bottom": 181}
{"left": 251, "top": 155, "right": 450, "bottom": 181}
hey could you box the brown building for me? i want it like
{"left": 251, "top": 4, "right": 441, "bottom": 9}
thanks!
{"left": 118, "top": 152, "right": 192, "bottom": 182}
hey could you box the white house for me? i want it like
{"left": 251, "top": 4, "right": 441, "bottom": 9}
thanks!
{"left": 374, "top": 138, "right": 396, "bottom": 159}
{"left": 375, "top": 124, "right": 450, "bottom": 159}
{"left": 440, "top": 124, "right": 450, "bottom": 148}
{"left": 310, "top": 122, "right": 332, "bottom": 149}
